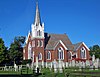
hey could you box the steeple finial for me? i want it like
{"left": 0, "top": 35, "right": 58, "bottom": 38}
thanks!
{"left": 34, "top": 0, "right": 41, "bottom": 26}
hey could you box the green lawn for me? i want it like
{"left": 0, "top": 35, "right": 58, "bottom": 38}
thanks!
{"left": 0, "top": 70, "right": 20, "bottom": 74}
{"left": 0, "top": 67, "right": 100, "bottom": 77}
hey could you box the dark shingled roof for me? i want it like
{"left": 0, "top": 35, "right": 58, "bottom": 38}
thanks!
{"left": 73, "top": 42, "right": 83, "bottom": 51}
{"left": 45, "top": 33, "right": 74, "bottom": 50}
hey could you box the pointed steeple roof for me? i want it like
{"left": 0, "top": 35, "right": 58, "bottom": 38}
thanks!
{"left": 34, "top": 1, "right": 41, "bottom": 26}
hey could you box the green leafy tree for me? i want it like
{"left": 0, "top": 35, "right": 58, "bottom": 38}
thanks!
{"left": 9, "top": 36, "right": 25, "bottom": 65}
{"left": 0, "top": 38, "right": 8, "bottom": 65}
{"left": 90, "top": 45, "right": 100, "bottom": 58}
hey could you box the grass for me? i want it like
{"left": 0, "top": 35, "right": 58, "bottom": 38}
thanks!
{"left": 0, "top": 67, "right": 100, "bottom": 77}
{"left": 64, "top": 68, "right": 100, "bottom": 77}
{"left": 0, "top": 70, "right": 20, "bottom": 74}
{"left": 40, "top": 68, "right": 67, "bottom": 77}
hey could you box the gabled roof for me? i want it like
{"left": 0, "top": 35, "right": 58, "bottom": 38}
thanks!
{"left": 53, "top": 40, "right": 68, "bottom": 50}
{"left": 73, "top": 42, "right": 83, "bottom": 51}
{"left": 73, "top": 42, "right": 90, "bottom": 51}
{"left": 67, "top": 45, "right": 74, "bottom": 50}
{"left": 45, "top": 33, "right": 74, "bottom": 50}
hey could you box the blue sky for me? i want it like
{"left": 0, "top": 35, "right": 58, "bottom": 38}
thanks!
{"left": 0, "top": 0, "right": 100, "bottom": 47}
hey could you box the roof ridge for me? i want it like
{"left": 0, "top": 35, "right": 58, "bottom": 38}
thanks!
{"left": 49, "top": 33, "right": 67, "bottom": 35}
{"left": 73, "top": 42, "right": 83, "bottom": 45}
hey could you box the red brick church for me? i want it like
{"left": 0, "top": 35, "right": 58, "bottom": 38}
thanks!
{"left": 23, "top": 2, "right": 90, "bottom": 65}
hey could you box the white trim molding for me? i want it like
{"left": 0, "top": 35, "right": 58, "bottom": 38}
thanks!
{"left": 82, "top": 42, "right": 90, "bottom": 51}
{"left": 80, "top": 47, "right": 87, "bottom": 59}
{"left": 54, "top": 40, "right": 68, "bottom": 50}
{"left": 47, "top": 51, "right": 51, "bottom": 60}
{"left": 76, "top": 42, "right": 90, "bottom": 51}
{"left": 58, "top": 47, "right": 64, "bottom": 60}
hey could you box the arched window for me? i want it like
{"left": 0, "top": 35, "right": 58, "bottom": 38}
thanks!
{"left": 80, "top": 47, "right": 86, "bottom": 59}
{"left": 38, "top": 53, "right": 42, "bottom": 60}
{"left": 38, "top": 30, "right": 41, "bottom": 36}
{"left": 47, "top": 51, "right": 51, "bottom": 60}
{"left": 37, "top": 40, "right": 40, "bottom": 47}
{"left": 40, "top": 40, "right": 43, "bottom": 47}
{"left": 58, "top": 47, "right": 64, "bottom": 60}
{"left": 68, "top": 52, "right": 72, "bottom": 59}
{"left": 37, "top": 30, "right": 41, "bottom": 36}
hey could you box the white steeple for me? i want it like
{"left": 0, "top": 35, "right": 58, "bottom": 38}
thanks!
{"left": 34, "top": 2, "right": 41, "bottom": 26}
{"left": 31, "top": 1, "right": 44, "bottom": 38}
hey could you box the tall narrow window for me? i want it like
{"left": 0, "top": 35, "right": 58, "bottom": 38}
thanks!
{"left": 68, "top": 52, "right": 72, "bottom": 59}
{"left": 40, "top": 40, "right": 43, "bottom": 47}
{"left": 32, "top": 41, "right": 35, "bottom": 47}
{"left": 58, "top": 47, "right": 64, "bottom": 60}
{"left": 41, "top": 31, "right": 42, "bottom": 36}
{"left": 37, "top": 40, "right": 40, "bottom": 47}
{"left": 37, "top": 31, "right": 38, "bottom": 36}
{"left": 80, "top": 47, "right": 86, "bottom": 59}
{"left": 47, "top": 51, "right": 51, "bottom": 60}
{"left": 37, "top": 30, "right": 41, "bottom": 36}
{"left": 38, "top": 53, "right": 42, "bottom": 60}
{"left": 28, "top": 43, "right": 31, "bottom": 59}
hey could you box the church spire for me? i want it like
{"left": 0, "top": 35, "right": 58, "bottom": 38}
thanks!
{"left": 34, "top": 1, "right": 41, "bottom": 26}
{"left": 31, "top": 0, "right": 44, "bottom": 38}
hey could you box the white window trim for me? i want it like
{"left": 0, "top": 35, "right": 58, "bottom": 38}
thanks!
{"left": 54, "top": 40, "right": 68, "bottom": 50}
{"left": 80, "top": 47, "right": 86, "bottom": 59}
{"left": 40, "top": 40, "right": 43, "bottom": 47}
{"left": 58, "top": 47, "right": 64, "bottom": 60}
{"left": 76, "top": 42, "right": 90, "bottom": 51}
{"left": 37, "top": 30, "right": 41, "bottom": 36}
{"left": 47, "top": 51, "right": 51, "bottom": 60}
{"left": 82, "top": 42, "right": 90, "bottom": 51}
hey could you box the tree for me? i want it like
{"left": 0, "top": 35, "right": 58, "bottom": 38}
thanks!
{"left": 90, "top": 45, "right": 100, "bottom": 58}
{"left": 0, "top": 38, "right": 8, "bottom": 65}
{"left": 9, "top": 36, "right": 25, "bottom": 65}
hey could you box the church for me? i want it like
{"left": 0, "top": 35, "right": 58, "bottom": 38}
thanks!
{"left": 23, "top": 2, "right": 90, "bottom": 67}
